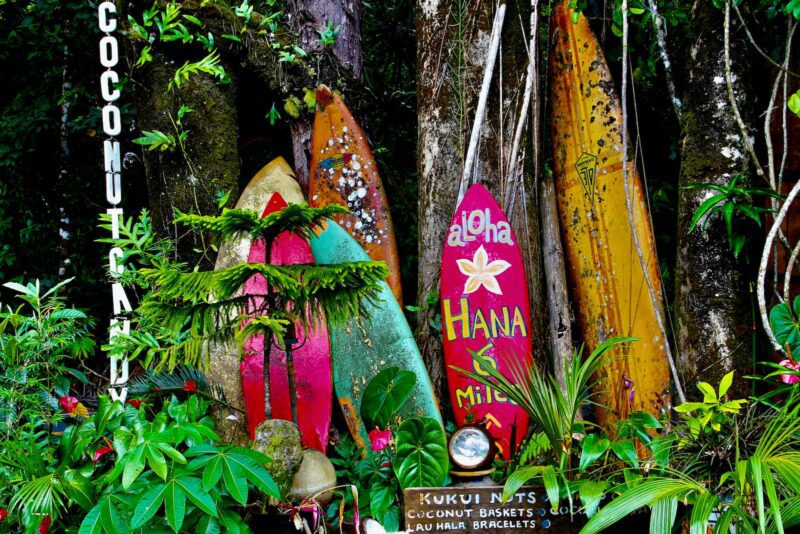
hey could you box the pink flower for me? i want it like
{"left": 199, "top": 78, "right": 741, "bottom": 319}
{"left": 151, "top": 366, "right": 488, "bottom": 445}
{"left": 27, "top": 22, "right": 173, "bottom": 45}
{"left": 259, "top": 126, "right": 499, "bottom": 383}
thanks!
{"left": 93, "top": 447, "right": 113, "bottom": 464}
{"left": 126, "top": 399, "right": 142, "bottom": 409}
{"left": 368, "top": 428, "right": 391, "bottom": 452}
{"left": 0, "top": 509, "right": 7, "bottom": 521}
{"left": 58, "top": 396, "right": 78, "bottom": 415}
{"left": 183, "top": 380, "right": 197, "bottom": 392}
{"left": 779, "top": 359, "right": 800, "bottom": 384}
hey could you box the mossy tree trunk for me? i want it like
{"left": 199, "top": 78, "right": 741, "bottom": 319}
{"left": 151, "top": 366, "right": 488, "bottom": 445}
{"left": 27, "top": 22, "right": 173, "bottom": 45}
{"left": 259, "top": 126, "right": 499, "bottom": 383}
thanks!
{"left": 674, "top": 2, "right": 754, "bottom": 398}
{"left": 416, "top": 0, "right": 545, "bottom": 401}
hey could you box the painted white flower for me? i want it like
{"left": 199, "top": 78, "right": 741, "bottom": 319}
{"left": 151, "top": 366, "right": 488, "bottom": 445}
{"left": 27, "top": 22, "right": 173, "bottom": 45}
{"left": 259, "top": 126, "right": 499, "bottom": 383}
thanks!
{"left": 456, "top": 245, "right": 511, "bottom": 295}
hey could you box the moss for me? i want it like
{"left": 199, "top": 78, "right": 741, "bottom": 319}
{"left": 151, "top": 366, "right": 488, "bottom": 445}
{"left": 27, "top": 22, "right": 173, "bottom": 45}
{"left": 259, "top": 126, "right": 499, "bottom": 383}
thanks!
{"left": 252, "top": 419, "right": 304, "bottom": 498}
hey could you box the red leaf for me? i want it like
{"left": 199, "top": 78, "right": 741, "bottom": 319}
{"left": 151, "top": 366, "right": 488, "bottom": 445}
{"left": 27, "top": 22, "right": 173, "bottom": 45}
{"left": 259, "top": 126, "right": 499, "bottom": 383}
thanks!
{"left": 0, "top": 509, "right": 8, "bottom": 521}
{"left": 126, "top": 399, "right": 143, "bottom": 409}
{"left": 58, "top": 396, "right": 78, "bottom": 415}
{"left": 182, "top": 379, "right": 197, "bottom": 392}
{"left": 93, "top": 447, "right": 113, "bottom": 464}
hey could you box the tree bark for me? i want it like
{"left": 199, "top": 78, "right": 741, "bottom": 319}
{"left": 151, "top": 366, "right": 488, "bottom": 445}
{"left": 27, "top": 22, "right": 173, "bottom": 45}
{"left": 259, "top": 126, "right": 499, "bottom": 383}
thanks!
{"left": 416, "top": 0, "right": 545, "bottom": 401}
{"left": 674, "top": 2, "right": 754, "bottom": 398}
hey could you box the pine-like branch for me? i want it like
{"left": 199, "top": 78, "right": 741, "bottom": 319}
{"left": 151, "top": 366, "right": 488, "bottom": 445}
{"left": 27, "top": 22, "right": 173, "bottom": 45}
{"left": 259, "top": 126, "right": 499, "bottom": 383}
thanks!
{"left": 174, "top": 203, "right": 348, "bottom": 243}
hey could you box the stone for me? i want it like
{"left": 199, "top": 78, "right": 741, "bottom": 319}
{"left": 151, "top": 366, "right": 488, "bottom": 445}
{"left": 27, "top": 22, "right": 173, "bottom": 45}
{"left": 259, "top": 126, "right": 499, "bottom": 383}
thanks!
{"left": 287, "top": 449, "right": 337, "bottom": 504}
{"left": 252, "top": 419, "right": 304, "bottom": 498}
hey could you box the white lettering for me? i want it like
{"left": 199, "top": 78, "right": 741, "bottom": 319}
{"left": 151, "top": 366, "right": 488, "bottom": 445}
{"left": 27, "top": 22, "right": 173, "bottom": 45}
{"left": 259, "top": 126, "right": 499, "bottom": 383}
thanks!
{"left": 109, "top": 247, "right": 124, "bottom": 276}
{"left": 112, "top": 283, "right": 132, "bottom": 315}
{"left": 100, "top": 70, "right": 120, "bottom": 102}
{"left": 99, "top": 35, "right": 118, "bottom": 68}
{"left": 102, "top": 104, "right": 121, "bottom": 136}
{"left": 98, "top": 1, "right": 117, "bottom": 32}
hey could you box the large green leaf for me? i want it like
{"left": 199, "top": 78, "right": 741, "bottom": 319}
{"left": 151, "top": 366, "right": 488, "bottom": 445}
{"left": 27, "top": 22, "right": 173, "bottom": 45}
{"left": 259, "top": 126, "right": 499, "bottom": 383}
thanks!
{"left": 222, "top": 460, "right": 248, "bottom": 505}
{"left": 164, "top": 481, "right": 187, "bottom": 533}
{"left": 770, "top": 296, "right": 800, "bottom": 355}
{"left": 579, "top": 434, "right": 610, "bottom": 472}
{"left": 393, "top": 417, "right": 448, "bottom": 490}
{"left": 122, "top": 445, "right": 147, "bottom": 490}
{"left": 650, "top": 496, "right": 678, "bottom": 533}
{"left": 578, "top": 480, "right": 608, "bottom": 518}
{"left": 131, "top": 483, "right": 167, "bottom": 528}
{"left": 582, "top": 479, "right": 697, "bottom": 534}
{"left": 502, "top": 466, "right": 544, "bottom": 503}
{"left": 689, "top": 492, "right": 719, "bottom": 534}
{"left": 360, "top": 367, "right": 417, "bottom": 430}
{"left": 176, "top": 477, "right": 217, "bottom": 517}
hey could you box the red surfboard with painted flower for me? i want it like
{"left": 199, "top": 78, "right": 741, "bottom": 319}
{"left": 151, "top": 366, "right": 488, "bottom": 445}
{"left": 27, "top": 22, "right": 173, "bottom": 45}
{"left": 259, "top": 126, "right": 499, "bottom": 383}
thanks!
{"left": 441, "top": 184, "right": 532, "bottom": 457}
{"left": 241, "top": 192, "right": 332, "bottom": 452}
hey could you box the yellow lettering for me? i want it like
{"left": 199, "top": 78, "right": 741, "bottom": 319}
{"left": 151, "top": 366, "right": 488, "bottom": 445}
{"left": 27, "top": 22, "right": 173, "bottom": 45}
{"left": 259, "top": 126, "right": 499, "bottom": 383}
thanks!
{"left": 473, "top": 308, "right": 490, "bottom": 339}
{"left": 455, "top": 386, "right": 475, "bottom": 408}
{"left": 511, "top": 306, "right": 528, "bottom": 337}
{"left": 490, "top": 307, "right": 511, "bottom": 337}
{"left": 443, "top": 298, "right": 470, "bottom": 341}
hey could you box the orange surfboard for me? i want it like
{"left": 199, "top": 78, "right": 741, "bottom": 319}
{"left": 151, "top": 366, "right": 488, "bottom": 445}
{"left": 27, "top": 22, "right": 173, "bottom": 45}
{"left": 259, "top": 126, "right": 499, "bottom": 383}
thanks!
{"left": 549, "top": 1, "right": 670, "bottom": 429}
{"left": 308, "top": 85, "right": 403, "bottom": 304}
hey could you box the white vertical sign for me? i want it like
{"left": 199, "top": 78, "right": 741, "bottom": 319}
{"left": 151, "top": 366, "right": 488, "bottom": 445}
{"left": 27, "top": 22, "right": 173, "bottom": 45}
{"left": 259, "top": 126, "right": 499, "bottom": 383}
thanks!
{"left": 98, "top": 1, "right": 131, "bottom": 402}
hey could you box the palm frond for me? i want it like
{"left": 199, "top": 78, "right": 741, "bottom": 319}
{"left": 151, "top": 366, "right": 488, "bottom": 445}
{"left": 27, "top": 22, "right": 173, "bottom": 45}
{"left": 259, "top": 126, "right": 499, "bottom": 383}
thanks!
{"left": 127, "top": 366, "right": 226, "bottom": 402}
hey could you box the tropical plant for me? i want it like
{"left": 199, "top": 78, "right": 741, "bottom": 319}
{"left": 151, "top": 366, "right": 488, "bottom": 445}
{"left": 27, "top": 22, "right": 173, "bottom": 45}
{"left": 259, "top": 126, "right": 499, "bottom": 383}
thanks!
{"left": 110, "top": 203, "right": 389, "bottom": 373}
{"left": 0, "top": 278, "right": 94, "bottom": 438}
{"left": 583, "top": 380, "right": 800, "bottom": 534}
{"left": 684, "top": 174, "right": 783, "bottom": 258}
{"left": 0, "top": 394, "right": 279, "bottom": 533}
{"left": 328, "top": 368, "right": 448, "bottom": 530}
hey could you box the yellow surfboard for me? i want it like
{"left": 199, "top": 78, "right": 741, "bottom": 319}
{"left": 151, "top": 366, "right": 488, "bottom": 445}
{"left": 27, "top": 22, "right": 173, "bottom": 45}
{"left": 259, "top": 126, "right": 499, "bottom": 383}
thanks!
{"left": 549, "top": 1, "right": 670, "bottom": 429}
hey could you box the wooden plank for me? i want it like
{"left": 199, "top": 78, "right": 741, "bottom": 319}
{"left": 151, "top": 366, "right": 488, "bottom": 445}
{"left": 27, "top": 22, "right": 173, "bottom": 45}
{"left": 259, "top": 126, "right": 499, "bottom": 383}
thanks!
{"left": 440, "top": 184, "right": 533, "bottom": 457}
{"left": 549, "top": 0, "right": 671, "bottom": 429}
{"left": 404, "top": 486, "right": 585, "bottom": 533}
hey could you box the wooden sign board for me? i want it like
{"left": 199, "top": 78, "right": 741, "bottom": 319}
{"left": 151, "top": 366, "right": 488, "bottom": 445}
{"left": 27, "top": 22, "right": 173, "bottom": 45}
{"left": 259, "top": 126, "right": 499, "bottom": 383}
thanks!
{"left": 404, "top": 486, "right": 585, "bottom": 533}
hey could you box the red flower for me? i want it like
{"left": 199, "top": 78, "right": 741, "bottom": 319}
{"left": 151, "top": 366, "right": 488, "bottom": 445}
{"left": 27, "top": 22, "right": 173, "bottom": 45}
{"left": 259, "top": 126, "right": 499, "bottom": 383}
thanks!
{"left": 58, "top": 396, "right": 79, "bottom": 415}
{"left": 126, "top": 399, "right": 142, "bottom": 409}
{"left": 368, "top": 428, "right": 391, "bottom": 452}
{"left": 37, "top": 515, "right": 50, "bottom": 534}
{"left": 0, "top": 509, "right": 7, "bottom": 521}
{"left": 182, "top": 380, "right": 197, "bottom": 392}
{"left": 779, "top": 359, "right": 800, "bottom": 384}
{"left": 93, "top": 447, "right": 113, "bottom": 464}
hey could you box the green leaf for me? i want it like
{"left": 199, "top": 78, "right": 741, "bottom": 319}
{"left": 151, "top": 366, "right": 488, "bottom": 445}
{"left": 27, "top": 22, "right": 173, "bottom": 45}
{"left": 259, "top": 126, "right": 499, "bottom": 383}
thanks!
{"left": 579, "top": 480, "right": 608, "bottom": 517}
{"left": 99, "top": 496, "right": 127, "bottom": 534}
{"left": 393, "top": 417, "right": 448, "bottom": 490}
{"left": 123, "top": 445, "right": 147, "bottom": 489}
{"left": 542, "top": 465, "right": 560, "bottom": 508}
{"left": 503, "top": 466, "right": 544, "bottom": 503}
{"left": 688, "top": 193, "right": 727, "bottom": 233}
{"left": 673, "top": 402, "right": 708, "bottom": 413}
{"left": 222, "top": 460, "right": 248, "bottom": 505}
{"left": 146, "top": 445, "right": 168, "bottom": 481}
{"left": 789, "top": 90, "right": 800, "bottom": 118}
{"left": 361, "top": 367, "right": 417, "bottom": 429}
{"left": 164, "top": 481, "right": 187, "bottom": 533}
{"left": 228, "top": 452, "right": 280, "bottom": 499}
{"left": 370, "top": 481, "right": 395, "bottom": 518}
{"left": 611, "top": 439, "right": 639, "bottom": 467}
{"left": 202, "top": 456, "right": 223, "bottom": 490}
{"left": 177, "top": 477, "right": 218, "bottom": 517}
{"left": 696, "top": 381, "right": 717, "bottom": 403}
{"left": 770, "top": 296, "right": 800, "bottom": 355}
{"left": 132, "top": 483, "right": 167, "bottom": 528}
{"left": 582, "top": 479, "right": 696, "bottom": 534}
{"left": 718, "top": 371, "right": 734, "bottom": 398}
{"left": 690, "top": 492, "right": 719, "bottom": 534}
{"left": 78, "top": 502, "right": 103, "bottom": 534}
{"left": 580, "top": 434, "right": 611, "bottom": 472}
{"left": 650, "top": 496, "right": 678, "bottom": 533}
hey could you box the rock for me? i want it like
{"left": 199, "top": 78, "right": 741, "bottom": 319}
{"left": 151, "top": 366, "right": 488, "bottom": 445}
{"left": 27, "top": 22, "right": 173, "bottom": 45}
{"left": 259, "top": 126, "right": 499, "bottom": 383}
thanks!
{"left": 287, "top": 449, "right": 337, "bottom": 504}
{"left": 362, "top": 518, "right": 387, "bottom": 534}
{"left": 252, "top": 419, "right": 304, "bottom": 498}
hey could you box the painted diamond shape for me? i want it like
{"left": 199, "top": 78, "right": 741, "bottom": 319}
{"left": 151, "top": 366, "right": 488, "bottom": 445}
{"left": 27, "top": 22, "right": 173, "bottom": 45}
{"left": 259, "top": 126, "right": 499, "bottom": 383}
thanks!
{"left": 575, "top": 152, "right": 598, "bottom": 202}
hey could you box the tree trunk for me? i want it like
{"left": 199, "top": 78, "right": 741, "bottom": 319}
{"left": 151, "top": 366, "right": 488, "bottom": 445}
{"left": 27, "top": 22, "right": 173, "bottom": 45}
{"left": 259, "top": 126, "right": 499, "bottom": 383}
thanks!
{"left": 416, "top": 0, "right": 545, "bottom": 401}
{"left": 674, "top": 2, "right": 754, "bottom": 398}
{"left": 131, "top": 1, "right": 364, "bottom": 443}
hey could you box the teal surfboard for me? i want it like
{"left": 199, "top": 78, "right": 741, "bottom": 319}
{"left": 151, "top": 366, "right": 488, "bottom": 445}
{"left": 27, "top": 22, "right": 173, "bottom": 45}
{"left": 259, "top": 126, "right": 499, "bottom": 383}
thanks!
{"left": 309, "top": 221, "right": 442, "bottom": 451}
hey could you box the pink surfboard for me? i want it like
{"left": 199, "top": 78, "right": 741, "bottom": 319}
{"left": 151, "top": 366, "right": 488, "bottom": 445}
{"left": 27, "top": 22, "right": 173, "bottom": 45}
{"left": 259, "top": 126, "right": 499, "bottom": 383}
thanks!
{"left": 241, "top": 193, "right": 333, "bottom": 451}
{"left": 441, "top": 184, "right": 533, "bottom": 458}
